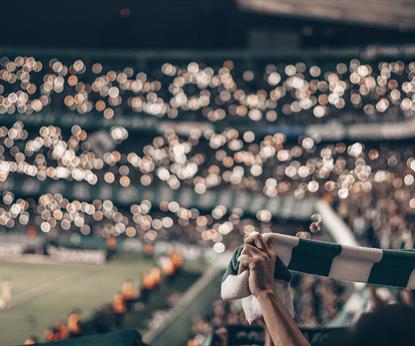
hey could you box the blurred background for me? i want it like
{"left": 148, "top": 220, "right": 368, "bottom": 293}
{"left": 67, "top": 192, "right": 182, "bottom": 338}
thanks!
{"left": 0, "top": 1, "right": 415, "bottom": 345}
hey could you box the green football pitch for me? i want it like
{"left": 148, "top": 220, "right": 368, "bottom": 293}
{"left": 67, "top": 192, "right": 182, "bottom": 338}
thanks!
{"left": 0, "top": 255, "right": 200, "bottom": 346}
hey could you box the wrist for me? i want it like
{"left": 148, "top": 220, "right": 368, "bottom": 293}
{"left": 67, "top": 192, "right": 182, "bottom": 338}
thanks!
{"left": 255, "top": 288, "right": 278, "bottom": 303}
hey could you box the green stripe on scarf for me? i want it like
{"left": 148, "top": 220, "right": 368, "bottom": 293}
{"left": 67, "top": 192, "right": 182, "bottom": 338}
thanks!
{"left": 222, "top": 245, "right": 244, "bottom": 280}
{"left": 369, "top": 249, "right": 415, "bottom": 287}
{"left": 288, "top": 239, "right": 342, "bottom": 277}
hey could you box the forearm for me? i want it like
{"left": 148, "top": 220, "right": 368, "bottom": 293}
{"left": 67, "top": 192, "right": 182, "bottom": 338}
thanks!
{"left": 257, "top": 290, "right": 310, "bottom": 346}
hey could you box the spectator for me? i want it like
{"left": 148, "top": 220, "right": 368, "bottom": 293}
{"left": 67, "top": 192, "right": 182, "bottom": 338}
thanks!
{"left": 121, "top": 279, "right": 139, "bottom": 308}
{"left": 57, "top": 320, "right": 69, "bottom": 340}
{"left": 23, "top": 336, "right": 38, "bottom": 345}
{"left": 112, "top": 291, "right": 127, "bottom": 327}
{"left": 67, "top": 309, "right": 82, "bottom": 337}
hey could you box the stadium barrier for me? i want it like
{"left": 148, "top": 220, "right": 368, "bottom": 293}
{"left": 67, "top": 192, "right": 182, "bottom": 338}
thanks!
{"left": 0, "top": 234, "right": 44, "bottom": 259}
{"left": 307, "top": 118, "right": 415, "bottom": 141}
{"left": 46, "top": 245, "right": 106, "bottom": 264}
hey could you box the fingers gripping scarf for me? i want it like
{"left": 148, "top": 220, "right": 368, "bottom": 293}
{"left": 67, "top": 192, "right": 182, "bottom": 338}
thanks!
{"left": 221, "top": 233, "right": 415, "bottom": 323}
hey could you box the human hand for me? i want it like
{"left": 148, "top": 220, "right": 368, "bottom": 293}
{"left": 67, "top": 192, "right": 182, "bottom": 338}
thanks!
{"left": 238, "top": 232, "right": 278, "bottom": 298}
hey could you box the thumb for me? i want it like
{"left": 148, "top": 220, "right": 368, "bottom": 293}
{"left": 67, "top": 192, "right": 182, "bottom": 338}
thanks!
{"left": 237, "top": 254, "right": 252, "bottom": 274}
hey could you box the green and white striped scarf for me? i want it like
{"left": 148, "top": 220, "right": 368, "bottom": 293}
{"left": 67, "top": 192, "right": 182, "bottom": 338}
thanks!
{"left": 221, "top": 233, "right": 415, "bottom": 322}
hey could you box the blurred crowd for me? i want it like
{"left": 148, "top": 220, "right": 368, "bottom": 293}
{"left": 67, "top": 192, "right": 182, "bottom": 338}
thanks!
{"left": 291, "top": 274, "right": 347, "bottom": 327}
{"left": 0, "top": 55, "right": 415, "bottom": 252}
{"left": 1, "top": 55, "right": 415, "bottom": 252}
{"left": 1, "top": 119, "right": 415, "bottom": 250}
{"left": 0, "top": 55, "right": 414, "bottom": 125}
{"left": 186, "top": 274, "right": 348, "bottom": 346}
{"left": 0, "top": 173, "right": 309, "bottom": 252}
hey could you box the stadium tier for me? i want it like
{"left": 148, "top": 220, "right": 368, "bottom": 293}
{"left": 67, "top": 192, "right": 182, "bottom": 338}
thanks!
{"left": 1, "top": 120, "right": 415, "bottom": 250}
{"left": 1, "top": 49, "right": 415, "bottom": 128}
